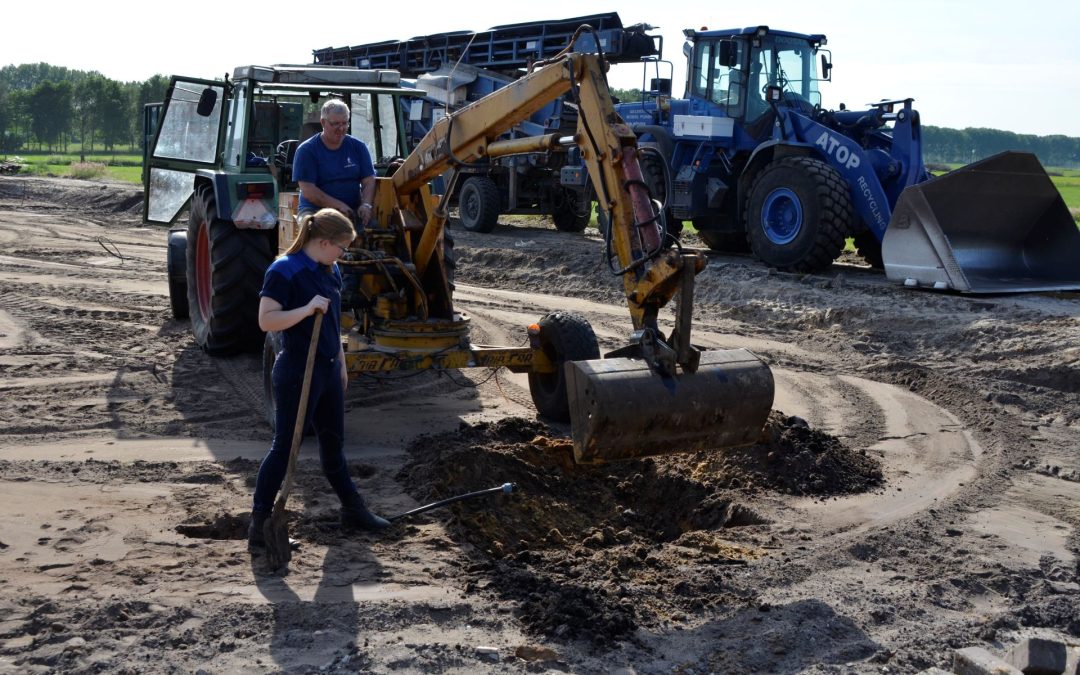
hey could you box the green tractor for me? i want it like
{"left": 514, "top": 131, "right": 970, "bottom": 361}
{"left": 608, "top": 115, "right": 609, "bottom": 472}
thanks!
{"left": 143, "top": 65, "right": 416, "bottom": 354}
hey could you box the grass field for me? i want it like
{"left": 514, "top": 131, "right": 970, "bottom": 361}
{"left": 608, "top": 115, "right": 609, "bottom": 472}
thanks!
{"left": 2, "top": 150, "right": 142, "bottom": 184}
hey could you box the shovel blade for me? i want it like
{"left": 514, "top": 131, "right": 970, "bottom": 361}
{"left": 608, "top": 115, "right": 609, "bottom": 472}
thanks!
{"left": 884, "top": 152, "right": 1080, "bottom": 293}
{"left": 566, "top": 348, "right": 774, "bottom": 464}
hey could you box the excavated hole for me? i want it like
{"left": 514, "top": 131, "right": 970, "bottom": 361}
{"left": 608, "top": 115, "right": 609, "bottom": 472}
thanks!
{"left": 175, "top": 512, "right": 249, "bottom": 540}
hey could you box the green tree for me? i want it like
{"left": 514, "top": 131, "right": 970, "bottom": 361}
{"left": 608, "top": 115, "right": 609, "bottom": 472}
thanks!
{"left": 74, "top": 75, "right": 107, "bottom": 154}
{"left": 27, "top": 80, "right": 72, "bottom": 151}
{"left": 99, "top": 79, "right": 128, "bottom": 151}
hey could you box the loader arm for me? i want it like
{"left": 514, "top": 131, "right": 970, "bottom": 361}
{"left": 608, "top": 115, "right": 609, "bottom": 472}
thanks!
{"left": 390, "top": 53, "right": 705, "bottom": 355}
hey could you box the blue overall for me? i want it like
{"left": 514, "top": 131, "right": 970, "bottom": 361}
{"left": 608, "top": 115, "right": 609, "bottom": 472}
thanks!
{"left": 251, "top": 250, "right": 359, "bottom": 514}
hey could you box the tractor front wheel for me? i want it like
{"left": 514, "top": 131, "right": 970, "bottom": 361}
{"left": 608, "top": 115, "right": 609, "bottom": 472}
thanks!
{"left": 745, "top": 156, "right": 853, "bottom": 273}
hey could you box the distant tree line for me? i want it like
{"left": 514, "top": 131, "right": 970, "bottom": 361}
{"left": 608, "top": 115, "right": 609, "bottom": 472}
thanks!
{"left": 923, "top": 126, "right": 1080, "bottom": 169}
{"left": 2, "top": 66, "right": 1078, "bottom": 169}
{"left": 0, "top": 63, "right": 168, "bottom": 154}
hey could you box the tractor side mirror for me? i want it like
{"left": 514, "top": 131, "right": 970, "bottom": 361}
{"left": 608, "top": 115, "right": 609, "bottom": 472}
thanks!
{"left": 196, "top": 88, "right": 218, "bottom": 117}
{"left": 820, "top": 53, "right": 833, "bottom": 80}
{"left": 717, "top": 40, "right": 739, "bottom": 68}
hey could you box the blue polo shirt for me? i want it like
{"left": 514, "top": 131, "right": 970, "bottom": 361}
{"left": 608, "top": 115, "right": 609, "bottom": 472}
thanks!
{"left": 293, "top": 134, "right": 375, "bottom": 213}
{"left": 260, "top": 250, "right": 343, "bottom": 361}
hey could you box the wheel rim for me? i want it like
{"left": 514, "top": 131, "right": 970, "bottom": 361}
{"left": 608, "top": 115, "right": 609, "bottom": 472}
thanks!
{"left": 461, "top": 187, "right": 479, "bottom": 224}
{"left": 761, "top": 188, "right": 803, "bottom": 245}
{"left": 195, "top": 219, "right": 212, "bottom": 319}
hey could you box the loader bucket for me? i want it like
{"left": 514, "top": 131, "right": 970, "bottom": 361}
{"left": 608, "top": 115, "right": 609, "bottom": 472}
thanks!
{"left": 883, "top": 152, "right": 1080, "bottom": 293}
{"left": 565, "top": 348, "right": 775, "bottom": 464}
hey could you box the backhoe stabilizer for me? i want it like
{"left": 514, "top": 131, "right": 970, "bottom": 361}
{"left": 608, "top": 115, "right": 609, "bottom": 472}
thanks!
{"left": 883, "top": 152, "right": 1080, "bottom": 293}
{"left": 565, "top": 348, "right": 775, "bottom": 464}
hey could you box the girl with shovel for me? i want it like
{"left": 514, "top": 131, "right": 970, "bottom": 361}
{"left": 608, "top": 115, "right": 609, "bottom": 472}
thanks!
{"left": 248, "top": 208, "right": 390, "bottom": 555}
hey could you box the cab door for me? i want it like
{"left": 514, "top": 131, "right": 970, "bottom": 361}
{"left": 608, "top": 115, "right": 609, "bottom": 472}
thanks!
{"left": 142, "top": 77, "right": 227, "bottom": 224}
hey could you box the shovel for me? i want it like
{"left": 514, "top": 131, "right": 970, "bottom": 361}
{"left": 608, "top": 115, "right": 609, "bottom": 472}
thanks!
{"left": 264, "top": 308, "right": 323, "bottom": 572}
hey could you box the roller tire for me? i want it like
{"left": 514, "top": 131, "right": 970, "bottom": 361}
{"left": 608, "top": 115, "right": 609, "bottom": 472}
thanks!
{"left": 458, "top": 176, "right": 500, "bottom": 233}
{"left": 186, "top": 187, "right": 273, "bottom": 355}
{"left": 745, "top": 156, "right": 853, "bottom": 273}
{"left": 527, "top": 312, "right": 600, "bottom": 423}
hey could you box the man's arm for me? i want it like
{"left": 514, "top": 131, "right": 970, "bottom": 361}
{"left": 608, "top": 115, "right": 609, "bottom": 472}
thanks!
{"left": 357, "top": 175, "right": 376, "bottom": 226}
{"left": 297, "top": 180, "right": 354, "bottom": 220}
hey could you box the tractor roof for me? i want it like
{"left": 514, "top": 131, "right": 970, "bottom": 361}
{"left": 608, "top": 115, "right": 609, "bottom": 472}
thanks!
{"left": 232, "top": 64, "right": 402, "bottom": 86}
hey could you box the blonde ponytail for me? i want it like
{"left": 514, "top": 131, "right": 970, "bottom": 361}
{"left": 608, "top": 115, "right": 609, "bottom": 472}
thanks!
{"left": 283, "top": 208, "right": 355, "bottom": 256}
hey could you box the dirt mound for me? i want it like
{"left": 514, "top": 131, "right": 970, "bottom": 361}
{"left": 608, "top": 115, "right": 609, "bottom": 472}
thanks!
{"left": 396, "top": 415, "right": 882, "bottom": 643}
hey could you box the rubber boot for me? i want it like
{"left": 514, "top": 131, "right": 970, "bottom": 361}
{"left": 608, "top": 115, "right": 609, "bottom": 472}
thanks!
{"left": 248, "top": 510, "right": 269, "bottom": 550}
{"left": 340, "top": 493, "right": 391, "bottom": 532}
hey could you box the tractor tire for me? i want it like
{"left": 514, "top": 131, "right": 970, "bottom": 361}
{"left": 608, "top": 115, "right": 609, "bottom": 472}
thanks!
{"left": 639, "top": 151, "right": 683, "bottom": 239}
{"left": 744, "top": 156, "right": 853, "bottom": 273}
{"left": 457, "top": 176, "right": 500, "bottom": 233}
{"left": 853, "top": 229, "right": 884, "bottom": 269}
{"left": 693, "top": 217, "right": 750, "bottom": 253}
{"left": 262, "top": 330, "right": 284, "bottom": 430}
{"left": 186, "top": 186, "right": 274, "bottom": 356}
{"left": 527, "top": 312, "right": 600, "bottom": 423}
{"left": 551, "top": 187, "right": 590, "bottom": 233}
{"left": 166, "top": 229, "right": 189, "bottom": 320}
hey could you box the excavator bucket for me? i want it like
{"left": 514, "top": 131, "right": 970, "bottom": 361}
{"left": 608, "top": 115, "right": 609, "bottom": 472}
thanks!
{"left": 565, "top": 348, "right": 775, "bottom": 464}
{"left": 883, "top": 152, "right": 1080, "bottom": 293}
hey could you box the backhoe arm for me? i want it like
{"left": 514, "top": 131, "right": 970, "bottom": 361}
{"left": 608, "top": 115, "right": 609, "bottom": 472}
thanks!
{"left": 390, "top": 53, "right": 705, "bottom": 367}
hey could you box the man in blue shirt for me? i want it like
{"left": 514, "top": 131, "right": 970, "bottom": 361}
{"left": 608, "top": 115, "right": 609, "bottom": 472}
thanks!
{"left": 293, "top": 99, "right": 377, "bottom": 226}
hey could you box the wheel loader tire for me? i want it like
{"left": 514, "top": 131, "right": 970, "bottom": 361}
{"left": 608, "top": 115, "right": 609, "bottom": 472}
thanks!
{"left": 551, "top": 187, "right": 590, "bottom": 233}
{"left": 527, "top": 312, "right": 600, "bottom": 423}
{"left": 167, "top": 229, "right": 189, "bottom": 320}
{"left": 186, "top": 186, "right": 273, "bottom": 356}
{"left": 639, "top": 151, "right": 683, "bottom": 239}
{"left": 458, "top": 176, "right": 500, "bottom": 233}
{"left": 853, "top": 229, "right": 884, "bottom": 269}
{"left": 694, "top": 217, "right": 750, "bottom": 253}
{"left": 745, "top": 156, "right": 853, "bottom": 273}
{"left": 262, "top": 330, "right": 284, "bottom": 430}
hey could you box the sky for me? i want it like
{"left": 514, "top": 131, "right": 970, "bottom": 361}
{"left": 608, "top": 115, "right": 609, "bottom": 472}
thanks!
{"left": 4, "top": 0, "right": 1079, "bottom": 137}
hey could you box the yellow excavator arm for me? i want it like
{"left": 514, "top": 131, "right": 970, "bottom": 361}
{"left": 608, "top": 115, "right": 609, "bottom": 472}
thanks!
{"left": 389, "top": 53, "right": 703, "bottom": 358}
{"left": 376, "top": 50, "right": 773, "bottom": 464}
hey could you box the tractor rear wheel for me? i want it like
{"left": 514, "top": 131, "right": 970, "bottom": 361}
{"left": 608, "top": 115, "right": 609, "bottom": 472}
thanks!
{"left": 527, "top": 312, "right": 600, "bottom": 422}
{"left": 457, "top": 176, "right": 500, "bottom": 233}
{"left": 186, "top": 186, "right": 273, "bottom": 355}
{"left": 745, "top": 156, "right": 853, "bottom": 272}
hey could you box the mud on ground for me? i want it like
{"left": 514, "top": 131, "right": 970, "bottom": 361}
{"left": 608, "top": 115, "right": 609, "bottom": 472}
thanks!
{"left": 0, "top": 175, "right": 1077, "bottom": 673}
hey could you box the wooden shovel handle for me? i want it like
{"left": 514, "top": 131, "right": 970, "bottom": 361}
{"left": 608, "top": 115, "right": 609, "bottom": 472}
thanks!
{"left": 273, "top": 308, "right": 324, "bottom": 512}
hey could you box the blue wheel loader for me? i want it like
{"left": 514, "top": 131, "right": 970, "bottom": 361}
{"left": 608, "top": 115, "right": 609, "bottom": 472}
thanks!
{"left": 615, "top": 25, "right": 1080, "bottom": 293}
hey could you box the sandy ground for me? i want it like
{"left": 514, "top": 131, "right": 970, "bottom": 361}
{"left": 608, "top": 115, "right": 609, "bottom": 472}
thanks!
{"left": 0, "top": 175, "right": 1077, "bottom": 673}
